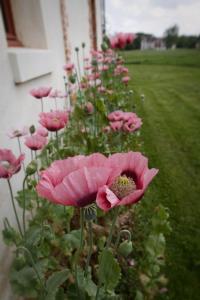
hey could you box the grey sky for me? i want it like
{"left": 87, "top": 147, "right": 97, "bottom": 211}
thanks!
{"left": 105, "top": 0, "right": 200, "bottom": 36}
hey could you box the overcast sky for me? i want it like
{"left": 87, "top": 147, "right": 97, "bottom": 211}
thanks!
{"left": 105, "top": 0, "right": 200, "bottom": 36}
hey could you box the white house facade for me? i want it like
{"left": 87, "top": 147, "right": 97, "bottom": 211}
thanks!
{"left": 0, "top": 1, "right": 105, "bottom": 298}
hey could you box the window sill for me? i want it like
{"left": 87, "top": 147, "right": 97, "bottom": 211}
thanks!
{"left": 7, "top": 48, "right": 53, "bottom": 84}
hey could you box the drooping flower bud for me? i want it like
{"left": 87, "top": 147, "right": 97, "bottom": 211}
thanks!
{"left": 25, "top": 160, "right": 38, "bottom": 175}
{"left": 118, "top": 240, "right": 133, "bottom": 257}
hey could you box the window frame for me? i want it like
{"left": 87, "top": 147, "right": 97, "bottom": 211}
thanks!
{"left": 1, "top": 0, "right": 22, "bottom": 47}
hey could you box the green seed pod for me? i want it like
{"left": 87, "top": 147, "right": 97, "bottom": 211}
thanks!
{"left": 26, "top": 160, "right": 37, "bottom": 175}
{"left": 118, "top": 240, "right": 133, "bottom": 257}
{"left": 84, "top": 203, "right": 97, "bottom": 221}
{"left": 29, "top": 125, "right": 35, "bottom": 134}
{"left": 82, "top": 42, "right": 86, "bottom": 48}
{"left": 75, "top": 47, "right": 79, "bottom": 52}
{"left": 91, "top": 59, "right": 98, "bottom": 66}
{"left": 101, "top": 42, "right": 108, "bottom": 52}
{"left": 69, "top": 75, "right": 76, "bottom": 84}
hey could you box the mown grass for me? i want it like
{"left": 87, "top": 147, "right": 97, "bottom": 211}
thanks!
{"left": 125, "top": 50, "right": 200, "bottom": 300}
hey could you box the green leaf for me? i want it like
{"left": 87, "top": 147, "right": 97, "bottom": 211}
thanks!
{"left": 16, "top": 188, "right": 37, "bottom": 210}
{"left": 2, "top": 225, "right": 21, "bottom": 246}
{"left": 76, "top": 267, "right": 97, "bottom": 298}
{"left": 98, "top": 249, "right": 121, "bottom": 291}
{"left": 135, "top": 290, "right": 144, "bottom": 300}
{"left": 25, "top": 227, "right": 43, "bottom": 248}
{"left": 63, "top": 229, "right": 81, "bottom": 250}
{"left": 45, "top": 269, "right": 69, "bottom": 300}
{"left": 95, "top": 98, "right": 106, "bottom": 115}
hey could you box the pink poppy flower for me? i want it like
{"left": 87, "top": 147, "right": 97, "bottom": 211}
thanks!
{"left": 35, "top": 126, "right": 48, "bottom": 137}
{"left": 63, "top": 63, "right": 74, "bottom": 72}
{"left": 116, "top": 33, "right": 127, "bottom": 49}
{"left": 110, "top": 36, "right": 119, "bottom": 49}
{"left": 25, "top": 134, "right": 47, "bottom": 151}
{"left": 102, "top": 126, "right": 111, "bottom": 133}
{"left": 36, "top": 153, "right": 115, "bottom": 207}
{"left": 84, "top": 65, "right": 92, "bottom": 71}
{"left": 125, "top": 33, "right": 136, "bottom": 44}
{"left": 39, "top": 110, "right": 68, "bottom": 132}
{"left": 49, "top": 89, "right": 66, "bottom": 98}
{"left": 98, "top": 86, "right": 106, "bottom": 93}
{"left": 110, "top": 121, "right": 123, "bottom": 132}
{"left": 108, "top": 110, "right": 124, "bottom": 122}
{"left": 123, "top": 116, "right": 142, "bottom": 132}
{"left": 30, "top": 87, "right": 52, "bottom": 99}
{"left": 85, "top": 102, "right": 94, "bottom": 114}
{"left": 8, "top": 126, "right": 28, "bottom": 139}
{"left": 0, "top": 149, "right": 25, "bottom": 179}
{"left": 122, "top": 76, "right": 130, "bottom": 85}
{"left": 96, "top": 152, "right": 158, "bottom": 211}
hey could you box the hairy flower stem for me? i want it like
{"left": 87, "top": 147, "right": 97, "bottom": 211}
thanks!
{"left": 75, "top": 208, "right": 85, "bottom": 299}
{"left": 76, "top": 50, "right": 81, "bottom": 81}
{"left": 95, "top": 207, "right": 120, "bottom": 300}
{"left": 84, "top": 220, "right": 93, "bottom": 277}
{"left": 7, "top": 179, "right": 23, "bottom": 237}
{"left": 106, "top": 206, "right": 120, "bottom": 249}
{"left": 17, "top": 246, "right": 46, "bottom": 294}
{"left": 22, "top": 175, "right": 29, "bottom": 236}
{"left": 55, "top": 131, "right": 60, "bottom": 158}
{"left": 40, "top": 98, "right": 44, "bottom": 112}
{"left": 17, "top": 137, "right": 25, "bottom": 172}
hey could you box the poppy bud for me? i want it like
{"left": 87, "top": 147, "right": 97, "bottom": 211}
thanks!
{"left": 26, "top": 160, "right": 37, "bottom": 175}
{"left": 69, "top": 75, "right": 76, "bottom": 84}
{"left": 29, "top": 125, "right": 35, "bottom": 134}
{"left": 101, "top": 42, "right": 108, "bottom": 52}
{"left": 118, "top": 240, "right": 133, "bottom": 257}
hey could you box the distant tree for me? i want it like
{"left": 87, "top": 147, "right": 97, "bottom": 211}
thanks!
{"left": 177, "top": 35, "right": 199, "bottom": 49}
{"left": 164, "top": 25, "right": 179, "bottom": 48}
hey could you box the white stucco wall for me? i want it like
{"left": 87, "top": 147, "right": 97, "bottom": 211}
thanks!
{"left": 0, "top": 1, "right": 66, "bottom": 298}
{"left": 65, "top": 0, "right": 92, "bottom": 74}
{"left": 0, "top": 0, "right": 104, "bottom": 298}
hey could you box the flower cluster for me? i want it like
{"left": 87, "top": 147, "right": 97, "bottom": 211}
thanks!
{"left": 0, "top": 36, "right": 165, "bottom": 300}
{"left": 110, "top": 32, "right": 136, "bottom": 49}
{"left": 37, "top": 152, "right": 158, "bottom": 211}
{"left": 108, "top": 110, "right": 142, "bottom": 133}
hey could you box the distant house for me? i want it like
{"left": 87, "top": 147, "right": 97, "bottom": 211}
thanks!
{"left": 141, "top": 35, "right": 166, "bottom": 50}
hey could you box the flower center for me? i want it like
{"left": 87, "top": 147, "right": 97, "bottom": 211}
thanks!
{"left": 13, "top": 130, "right": 21, "bottom": 137}
{"left": 52, "top": 118, "right": 59, "bottom": 123}
{"left": 0, "top": 160, "right": 10, "bottom": 169}
{"left": 110, "top": 175, "right": 136, "bottom": 199}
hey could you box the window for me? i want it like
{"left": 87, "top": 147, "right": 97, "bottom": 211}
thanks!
{"left": 89, "top": 0, "right": 97, "bottom": 50}
{"left": 1, "top": 0, "right": 22, "bottom": 47}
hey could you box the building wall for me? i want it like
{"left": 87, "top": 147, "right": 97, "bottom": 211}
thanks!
{"left": 0, "top": 0, "right": 103, "bottom": 299}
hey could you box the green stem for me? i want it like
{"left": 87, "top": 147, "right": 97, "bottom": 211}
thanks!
{"left": 114, "top": 229, "right": 132, "bottom": 250}
{"left": 84, "top": 221, "right": 93, "bottom": 277}
{"left": 22, "top": 175, "right": 29, "bottom": 235}
{"left": 106, "top": 206, "right": 120, "bottom": 249}
{"left": 75, "top": 208, "right": 85, "bottom": 298}
{"left": 7, "top": 179, "right": 23, "bottom": 237}
{"left": 17, "top": 246, "right": 46, "bottom": 293}
{"left": 95, "top": 207, "right": 120, "bottom": 300}
{"left": 40, "top": 98, "right": 44, "bottom": 112}
{"left": 55, "top": 131, "right": 59, "bottom": 158}
{"left": 17, "top": 137, "right": 25, "bottom": 172}
{"left": 76, "top": 50, "right": 81, "bottom": 81}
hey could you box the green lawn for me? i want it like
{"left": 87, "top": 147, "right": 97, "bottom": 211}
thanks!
{"left": 126, "top": 50, "right": 200, "bottom": 300}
